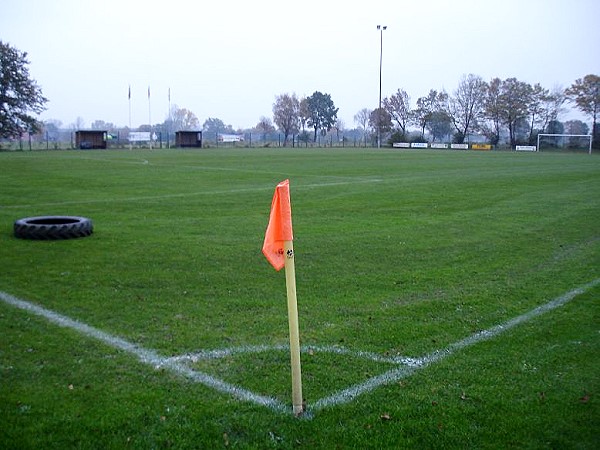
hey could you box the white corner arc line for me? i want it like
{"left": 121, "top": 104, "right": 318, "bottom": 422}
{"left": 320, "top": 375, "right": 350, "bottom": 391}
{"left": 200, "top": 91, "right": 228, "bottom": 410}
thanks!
{"left": 0, "top": 292, "right": 288, "bottom": 414}
{"left": 310, "top": 278, "right": 600, "bottom": 411}
{"left": 1, "top": 278, "right": 598, "bottom": 417}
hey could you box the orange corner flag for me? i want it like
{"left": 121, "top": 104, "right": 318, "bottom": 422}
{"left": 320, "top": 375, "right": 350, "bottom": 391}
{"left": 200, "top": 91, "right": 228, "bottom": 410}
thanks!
{"left": 262, "top": 179, "right": 293, "bottom": 271}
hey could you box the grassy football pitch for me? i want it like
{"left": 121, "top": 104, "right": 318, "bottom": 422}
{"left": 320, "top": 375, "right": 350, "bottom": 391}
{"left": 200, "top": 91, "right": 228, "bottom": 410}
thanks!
{"left": 1, "top": 147, "right": 599, "bottom": 448}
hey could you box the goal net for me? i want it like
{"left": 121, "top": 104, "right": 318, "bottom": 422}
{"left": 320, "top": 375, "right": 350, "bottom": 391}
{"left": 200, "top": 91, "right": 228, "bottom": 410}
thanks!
{"left": 537, "top": 134, "right": 592, "bottom": 154}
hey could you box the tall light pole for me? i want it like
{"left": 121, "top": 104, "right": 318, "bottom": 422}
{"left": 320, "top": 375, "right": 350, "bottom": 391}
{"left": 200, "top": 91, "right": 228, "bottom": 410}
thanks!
{"left": 377, "top": 25, "right": 387, "bottom": 149}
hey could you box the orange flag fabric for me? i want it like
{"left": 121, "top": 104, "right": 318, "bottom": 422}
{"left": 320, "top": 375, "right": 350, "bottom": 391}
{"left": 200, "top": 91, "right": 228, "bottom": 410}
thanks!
{"left": 262, "top": 179, "right": 293, "bottom": 271}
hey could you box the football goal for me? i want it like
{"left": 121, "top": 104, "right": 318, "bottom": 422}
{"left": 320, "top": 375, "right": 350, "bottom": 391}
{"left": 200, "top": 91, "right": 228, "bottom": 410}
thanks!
{"left": 536, "top": 134, "right": 592, "bottom": 154}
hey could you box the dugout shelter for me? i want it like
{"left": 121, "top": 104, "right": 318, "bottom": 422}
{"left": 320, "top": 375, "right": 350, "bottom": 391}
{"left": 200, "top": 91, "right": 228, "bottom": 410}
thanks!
{"left": 176, "top": 131, "right": 203, "bottom": 148}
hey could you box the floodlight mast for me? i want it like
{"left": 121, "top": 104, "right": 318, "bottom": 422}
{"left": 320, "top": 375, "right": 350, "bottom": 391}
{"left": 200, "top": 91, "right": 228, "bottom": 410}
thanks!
{"left": 377, "top": 25, "right": 387, "bottom": 149}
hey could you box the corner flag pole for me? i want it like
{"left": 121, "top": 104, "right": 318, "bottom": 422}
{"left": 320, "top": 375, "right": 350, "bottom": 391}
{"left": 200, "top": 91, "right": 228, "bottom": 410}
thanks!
{"left": 284, "top": 240, "right": 303, "bottom": 415}
{"left": 262, "top": 179, "right": 304, "bottom": 416}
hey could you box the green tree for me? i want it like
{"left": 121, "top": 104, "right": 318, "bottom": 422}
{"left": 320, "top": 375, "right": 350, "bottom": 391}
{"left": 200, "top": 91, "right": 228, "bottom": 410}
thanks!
{"left": 202, "top": 117, "right": 233, "bottom": 135}
{"left": 565, "top": 74, "right": 600, "bottom": 147}
{"left": 426, "top": 111, "right": 454, "bottom": 142}
{"left": 272, "top": 93, "right": 299, "bottom": 146}
{"left": 412, "top": 89, "right": 448, "bottom": 139}
{"left": 369, "top": 108, "right": 392, "bottom": 140}
{"left": 306, "top": 91, "right": 338, "bottom": 142}
{"left": 546, "top": 119, "right": 564, "bottom": 135}
{"left": 564, "top": 119, "right": 589, "bottom": 135}
{"left": 0, "top": 41, "right": 47, "bottom": 139}
{"left": 498, "top": 78, "right": 533, "bottom": 147}
{"left": 482, "top": 78, "right": 503, "bottom": 145}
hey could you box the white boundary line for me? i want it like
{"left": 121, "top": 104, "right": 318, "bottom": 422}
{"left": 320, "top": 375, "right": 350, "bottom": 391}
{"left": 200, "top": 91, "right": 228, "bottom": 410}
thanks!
{"left": 312, "top": 277, "right": 600, "bottom": 410}
{"left": 0, "top": 291, "right": 288, "bottom": 414}
{"left": 1, "top": 179, "right": 382, "bottom": 210}
{"left": 1, "top": 278, "right": 598, "bottom": 417}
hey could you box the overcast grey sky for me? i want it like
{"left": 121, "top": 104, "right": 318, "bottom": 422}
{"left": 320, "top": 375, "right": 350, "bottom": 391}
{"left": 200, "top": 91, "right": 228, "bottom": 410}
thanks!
{"left": 2, "top": 0, "right": 599, "bottom": 130}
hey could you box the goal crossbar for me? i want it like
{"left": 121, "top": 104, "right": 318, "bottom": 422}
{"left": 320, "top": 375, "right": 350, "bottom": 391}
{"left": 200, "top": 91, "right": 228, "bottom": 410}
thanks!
{"left": 537, "top": 134, "right": 592, "bottom": 154}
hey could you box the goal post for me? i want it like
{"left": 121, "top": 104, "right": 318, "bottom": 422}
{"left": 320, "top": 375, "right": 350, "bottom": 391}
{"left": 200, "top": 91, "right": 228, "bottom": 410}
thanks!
{"left": 536, "top": 134, "right": 593, "bottom": 155}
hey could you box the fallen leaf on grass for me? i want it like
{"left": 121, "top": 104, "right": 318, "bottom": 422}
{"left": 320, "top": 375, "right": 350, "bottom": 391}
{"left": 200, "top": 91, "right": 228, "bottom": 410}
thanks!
{"left": 579, "top": 394, "right": 590, "bottom": 403}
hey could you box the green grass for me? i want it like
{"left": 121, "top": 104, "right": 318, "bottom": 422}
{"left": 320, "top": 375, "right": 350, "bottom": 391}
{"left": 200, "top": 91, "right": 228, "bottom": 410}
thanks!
{"left": 1, "top": 148, "right": 599, "bottom": 448}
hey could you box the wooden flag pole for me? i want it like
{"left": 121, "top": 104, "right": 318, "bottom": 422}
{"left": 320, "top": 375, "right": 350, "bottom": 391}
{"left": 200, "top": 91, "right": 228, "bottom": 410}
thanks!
{"left": 284, "top": 240, "right": 303, "bottom": 416}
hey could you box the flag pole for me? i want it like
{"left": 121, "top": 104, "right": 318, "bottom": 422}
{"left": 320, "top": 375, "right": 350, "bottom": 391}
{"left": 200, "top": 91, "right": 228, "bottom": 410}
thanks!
{"left": 167, "top": 87, "right": 171, "bottom": 149}
{"left": 148, "top": 86, "right": 152, "bottom": 149}
{"left": 262, "top": 179, "right": 304, "bottom": 416}
{"left": 128, "top": 85, "right": 132, "bottom": 150}
{"left": 284, "top": 240, "right": 303, "bottom": 416}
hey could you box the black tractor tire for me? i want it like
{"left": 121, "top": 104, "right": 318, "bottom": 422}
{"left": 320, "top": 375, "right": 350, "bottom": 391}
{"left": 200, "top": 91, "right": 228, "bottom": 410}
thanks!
{"left": 14, "top": 216, "right": 93, "bottom": 240}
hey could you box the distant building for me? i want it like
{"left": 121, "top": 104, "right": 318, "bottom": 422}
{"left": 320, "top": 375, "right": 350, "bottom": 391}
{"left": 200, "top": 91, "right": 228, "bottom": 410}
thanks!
{"left": 175, "top": 131, "right": 203, "bottom": 148}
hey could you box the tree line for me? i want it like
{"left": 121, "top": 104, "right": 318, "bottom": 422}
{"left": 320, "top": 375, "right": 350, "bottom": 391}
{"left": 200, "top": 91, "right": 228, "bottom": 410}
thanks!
{"left": 1, "top": 41, "right": 599, "bottom": 149}
{"left": 271, "top": 74, "right": 599, "bottom": 148}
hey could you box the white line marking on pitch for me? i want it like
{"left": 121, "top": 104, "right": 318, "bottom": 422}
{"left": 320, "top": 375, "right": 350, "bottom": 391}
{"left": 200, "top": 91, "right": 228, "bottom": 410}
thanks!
{"left": 0, "top": 291, "right": 288, "bottom": 414}
{"left": 1, "top": 179, "right": 382, "bottom": 210}
{"left": 311, "top": 277, "right": 600, "bottom": 411}
{"left": 1, "top": 278, "right": 598, "bottom": 417}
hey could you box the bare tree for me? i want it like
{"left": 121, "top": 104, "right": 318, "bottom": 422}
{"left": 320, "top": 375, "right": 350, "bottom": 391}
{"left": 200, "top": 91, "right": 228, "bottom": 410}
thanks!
{"left": 541, "top": 86, "right": 567, "bottom": 131}
{"left": 255, "top": 116, "right": 275, "bottom": 142}
{"left": 91, "top": 120, "right": 115, "bottom": 130}
{"left": 354, "top": 108, "right": 371, "bottom": 146}
{"left": 71, "top": 116, "right": 85, "bottom": 130}
{"left": 526, "top": 85, "right": 566, "bottom": 137}
{"left": 332, "top": 118, "right": 345, "bottom": 143}
{"left": 169, "top": 105, "right": 200, "bottom": 131}
{"left": 273, "top": 93, "right": 299, "bottom": 146}
{"left": 447, "top": 74, "right": 487, "bottom": 143}
{"left": 383, "top": 89, "right": 411, "bottom": 138}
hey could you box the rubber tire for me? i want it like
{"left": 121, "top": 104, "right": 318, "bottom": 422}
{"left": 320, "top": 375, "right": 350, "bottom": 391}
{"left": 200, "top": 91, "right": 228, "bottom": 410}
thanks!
{"left": 14, "top": 216, "right": 93, "bottom": 240}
